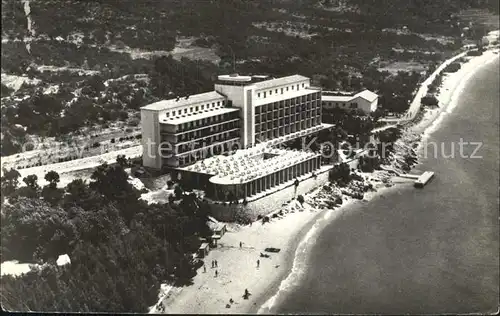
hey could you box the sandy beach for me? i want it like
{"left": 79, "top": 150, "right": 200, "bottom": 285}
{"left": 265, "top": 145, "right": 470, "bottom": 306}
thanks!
{"left": 150, "top": 45, "right": 499, "bottom": 315}
{"left": 414, "top": 48, "right": 500, "bottom": 137}
{"left": 157, "top": 192, "right": 336, "bottom": 314}
{"left": 155, "top": 184, "right": 390, "bottom": 315}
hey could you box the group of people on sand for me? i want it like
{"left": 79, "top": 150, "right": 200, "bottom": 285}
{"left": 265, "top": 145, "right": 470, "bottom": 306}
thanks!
{"left": 226, "top": 289, "right": 252, "bottom": 308}
{"left": 202, "top": 259, "right": 219, "bottom": 277}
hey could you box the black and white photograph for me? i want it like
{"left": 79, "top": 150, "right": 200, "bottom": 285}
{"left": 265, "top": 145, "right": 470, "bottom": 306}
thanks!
{"left": 1, "top": 0, "right": 499, "bottom": 314}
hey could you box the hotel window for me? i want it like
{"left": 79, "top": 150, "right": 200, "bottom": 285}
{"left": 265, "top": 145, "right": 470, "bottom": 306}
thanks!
{"left": 286, "top": 87, "right": 289, "bottom": 91}
{"left": 212, "top": 102, "right": 215, "bottom": 107}
{"left": 184, "top": 109, "right": 187, "bottom": 114}
{"left": 275, "top": 89, "right": 278, "bottom": 94}
{"left": 302, "top": 83, "right": 305, "bottom": 88}
{"left": 166, "top": 113, "right": 170, "bottom": 117}
{"left": 196, "top": 106, "right": 199, "bottom": 111}
{"left": 270, "top": 90, "right": 272, "bottom": 95}
{"left": 258, "top": 92, "right": 261, "bottom": 97}
{"left": 190, "top": 108, "right": 193, "bottom": 112}
{"left": 263, "top": 92, "right": 266, "bottom": 98}
{"left": 222, "top": 100, "right": 225, "bottom": 105}
{"left": 178, "top": 110, "right": 182, "bottom": 115}
{"left": 201, "top": 105, "right": 204, "bottom": 110}
{"left": 281, "top": 88, "right": 283, "bottom": 94}
{"left": 297, "top": 84, "right": 299, "bottom": 90}
{"left": 217, "top": 101, "right": 220, "bottom": 106}
{"left": 292, "top": 86, "right": 294, "bottom": 90}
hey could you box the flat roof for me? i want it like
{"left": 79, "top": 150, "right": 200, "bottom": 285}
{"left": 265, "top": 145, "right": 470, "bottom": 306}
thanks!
{"left": 253, "top": 75, "right": 309, "bottom": 90}
{"left": 322, "top": 95, "right": 354, "bottom": 102}
{"left": 179, "top": 123, "right": 334, "bottom": 184}
{"left": 160, "top": 107, "right": 240, "bottom": 125}
{"left": 209, "top": 148, "right": 320, "bottom": 185}
{"left": 141, "top": 91, "right": 225, "bottom": 111}
{"left": 254, "top": 87, "right": 321, "bottom": 107}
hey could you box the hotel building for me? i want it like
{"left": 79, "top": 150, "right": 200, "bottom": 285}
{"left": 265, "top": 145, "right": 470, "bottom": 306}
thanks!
{"left": 141, "top": 74, "right": 333, "bottom": 201}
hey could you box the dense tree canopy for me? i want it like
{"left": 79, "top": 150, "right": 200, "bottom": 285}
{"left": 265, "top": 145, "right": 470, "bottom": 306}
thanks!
{"left": 1, "top": 163, "right": 210, "bottom": 312}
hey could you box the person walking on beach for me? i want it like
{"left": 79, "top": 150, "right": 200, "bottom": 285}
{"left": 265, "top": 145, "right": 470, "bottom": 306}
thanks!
{"left": 215, "top": 269, "right": 218, "bottom": 277}
{"left": 257, "top": 259, "right": 260, "bottom": 268}
{"left": 239, "top": 242, "right": 242, "bottom": 248}
{"left": 215, "top": 260, "right": 218, "bottom": 268}
{"left": 243, "top": 288, "right": 250, "bottom": 299}
{"left": 211, "top": 260, "right": 214, "bottom": 268}
{"left": 203, "top": 265, "right": 206, "bottom": 273}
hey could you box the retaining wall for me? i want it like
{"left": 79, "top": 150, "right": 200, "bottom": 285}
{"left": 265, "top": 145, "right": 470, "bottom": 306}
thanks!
{"left": 208, "top": 168, "right": 330, "bottom": 222}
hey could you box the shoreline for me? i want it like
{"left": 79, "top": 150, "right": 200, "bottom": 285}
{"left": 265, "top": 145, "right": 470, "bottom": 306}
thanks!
{"left": 153, "top": 47, "right": 500, "bottom": 315}
{"left": 253, "top": 47, "right": 500, "bottom": 315}
{"left": 159, "top": 191, "right": 351, "bottom": 314}
{"left": 414, "top": 48, "right": 500, "bottom": 138}
{"left": 253, "top": 183, "right": 403, "bottom": 314}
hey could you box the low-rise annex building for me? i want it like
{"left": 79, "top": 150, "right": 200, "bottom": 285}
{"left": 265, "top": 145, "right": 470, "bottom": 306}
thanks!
{"left": 321, "top": 89, "right": 378, "bottom": 114}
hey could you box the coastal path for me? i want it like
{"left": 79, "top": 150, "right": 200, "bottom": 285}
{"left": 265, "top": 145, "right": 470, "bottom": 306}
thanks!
{"left": 379, "top": 50, "right": 469, "bottom": 125}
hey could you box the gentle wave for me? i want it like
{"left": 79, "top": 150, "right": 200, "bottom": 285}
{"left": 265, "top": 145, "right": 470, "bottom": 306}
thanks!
{"left": 257, "top": 202, "right": 351, "bottom": 314}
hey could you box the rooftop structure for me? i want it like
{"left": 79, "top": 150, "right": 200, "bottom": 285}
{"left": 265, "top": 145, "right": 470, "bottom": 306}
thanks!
{"left": 141, "top": 91, "right": 224, "bottom": 111}
{"left": 179, "top": 123, "right": 330, "bottom": 175}
{"left": 208, "top": 148, "right": 319, "bottom": 185}
{"left": 252, "top": 74, "right": 309, "bottom": 90}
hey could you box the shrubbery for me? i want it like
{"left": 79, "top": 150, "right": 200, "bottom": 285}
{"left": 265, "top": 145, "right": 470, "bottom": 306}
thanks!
{"left": 444, "top": 62, "right": 461, "bottom": 73}
{"left": 421, "top": 95, "right": 439, "bottom": 107}
{"left": 467, "top": 50, "right": 483, "bottom": 56}
{"left": 329, "top": 163, "right": 351, "bottom": 186}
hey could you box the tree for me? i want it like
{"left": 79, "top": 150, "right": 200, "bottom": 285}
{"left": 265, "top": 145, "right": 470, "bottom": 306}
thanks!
{"left": 1, "top": 83, "right": 14, "bottom": 97}
{"left": 63, "top": 179, "right": 102, "bottom": 210}
{"left": 23, "top": 174, "right": 40, "bottom": 191}
{"left": 329, "top": 163, "right": 351, "bottom": 185}
{"left": 41, "top": 185, "right": 64, "bottom": 206}
{"left": 421, "top": 95, "right": 439, "bottom": 107}
{"left": 116, "top": 155, "right": 128, "bottom": 168}
{"left": 1, "top": 168, "right": 21, "bottom": 196}
{"left": 297, "top": 194, "right": 305, "bottom": 205}
{"left": 1, "top": 197, "right": 75, "bottom": 261}
{"left": 44, "top": 171, "right": 60, "bottom": 189}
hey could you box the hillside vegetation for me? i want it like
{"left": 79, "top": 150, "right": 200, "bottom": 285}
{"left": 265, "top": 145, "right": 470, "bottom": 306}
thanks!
{"left": 1, "top": 0, "right": 496, "bottom": 156}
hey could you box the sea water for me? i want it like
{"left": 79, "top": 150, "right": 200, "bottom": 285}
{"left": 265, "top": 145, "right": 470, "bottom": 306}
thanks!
{"left": 271, "top": 58, "right": 499, "bottom": 314}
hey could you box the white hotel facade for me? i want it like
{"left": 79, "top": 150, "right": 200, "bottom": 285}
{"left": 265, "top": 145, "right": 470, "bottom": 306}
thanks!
{"left": 141, "top": 74, "right": 333, "bottom": 202}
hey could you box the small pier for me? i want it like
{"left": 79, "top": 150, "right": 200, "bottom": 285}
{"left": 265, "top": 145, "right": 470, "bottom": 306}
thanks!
{"left": 380, "top": 166, "right": 435, "bottom": 188}
{"left": 414, "top": 171, "right": 435, "bottom": 188}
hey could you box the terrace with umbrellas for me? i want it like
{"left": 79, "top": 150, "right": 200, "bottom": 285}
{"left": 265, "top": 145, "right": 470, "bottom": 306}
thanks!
{"left": 178, "top": 123, "right": 333, "bottom": 201}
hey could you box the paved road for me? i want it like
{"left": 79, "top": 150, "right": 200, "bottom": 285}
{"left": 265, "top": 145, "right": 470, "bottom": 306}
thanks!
{"left": 379, "top": 50, "right": 469, "bottom": 125}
